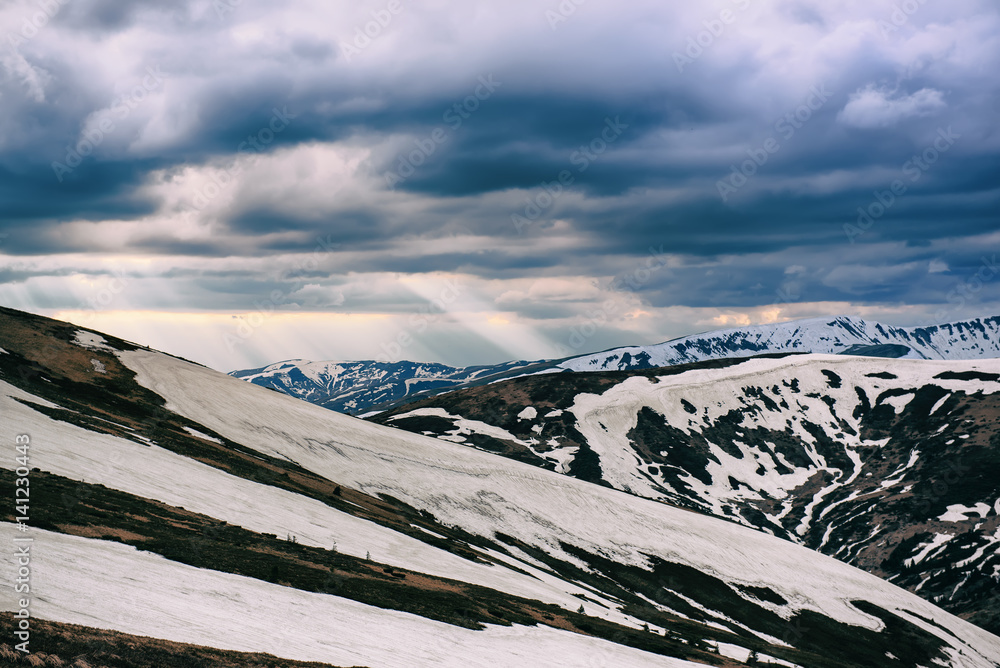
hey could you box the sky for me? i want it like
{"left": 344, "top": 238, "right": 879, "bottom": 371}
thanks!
{"left": 1, "top": 0, "right": 999, "bottom": 371}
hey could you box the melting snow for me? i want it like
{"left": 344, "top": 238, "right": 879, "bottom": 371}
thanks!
{"left": 3, "top": 525, "right": 701, "bottom": 668}
{"left": 929, "top": 394, "right": 951, "bottom": 415}
{"left": 517, "top": 406, "right": 537, "bottom": 420}
{"left": 73, "top": 330, "right": 116, "bottom": 352}
{"left": 0, "top": 382, "right": 617, "bottom": 616}
{"left": 906, "top": 534, "right": 955, "bottom": 567}
{"left": 880, "top": 392, "right": 915, "bottom": 414}
{"left": 938, "top": 503, "right": 992, "bottom": 522}
{"left": 182, "top": 426, "right": 223, "bottom": 444}
{"left": 716, "top": 642, "right": 751, "bottom": 662}
{"left": 17, "top": 348, "right": 997, "bottom": 667}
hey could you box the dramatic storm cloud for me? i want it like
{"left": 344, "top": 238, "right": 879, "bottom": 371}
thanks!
{"left": 1, "top": 0, "right": 998, "bottom": 369}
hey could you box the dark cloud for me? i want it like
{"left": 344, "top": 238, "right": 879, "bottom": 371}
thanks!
{"left": 1, "top": 0, "right": 999, "bottom": 360}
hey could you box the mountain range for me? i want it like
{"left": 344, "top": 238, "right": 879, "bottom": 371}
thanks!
{"left": 4, "top": 305, "right": 1000, "bottom": 666}
{"left": 230, "top": 358, "right": 543, "bottom": 414}
{"left": 231, "top": 315, "right": 1000, "bottom": 415}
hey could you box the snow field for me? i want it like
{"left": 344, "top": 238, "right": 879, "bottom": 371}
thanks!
{"left": 0, "top": 524, "right": 702, "bottom": 668}
{"left": 0, "top": 380, "right": 629, "bottom": 618}
{"left": 116, "top": 349, "right": 1000, "bottom": 665}
{"left": 567, "top": 355, "right": 1000, "bottom": 529}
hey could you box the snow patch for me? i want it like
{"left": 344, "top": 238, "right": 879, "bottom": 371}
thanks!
{"left": 905, "top": 533, "right": 955, "bottom": 567}
{"left": 517, "top": 406, "right": 537, "bottom": 420}
{"left": 880, "top": 392, "right": 914, "bottom": 415}
{"left": 716, "top": 642, "right": 751, "bottom": 662}
{"left": 938, "top": 503, "right": 991, "bottom": 523}
{"left": 182, "top": 426, "right": 223, "bottom": 444}
{"left": 73, "top": 330, "right": 116, "bottom": 352}
{"left": 929, "top": 394, "right": 951, "bottom": 415}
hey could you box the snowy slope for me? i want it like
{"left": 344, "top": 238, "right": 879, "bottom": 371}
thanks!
{"left": 0, "top": 380, "right": 624, "bottom": 616}
{"left": 376, "top": 353, "right": 1000, "bottom": 634}
{"left": 118, "top": 347, "right": 1000, "bottom": 665}
{"left": 3, "top": 524, "right": 702, "bottom": 668}
{"left": 560, "top": 315, "right": 1000, "bottom": 371}
{"left": 2, "top": 307, "right": 999, "bottom": 667}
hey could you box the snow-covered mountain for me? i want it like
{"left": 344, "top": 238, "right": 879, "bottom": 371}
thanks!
{"left": 374, "top": 353, "right": 1000, "bottom": 636}
{"left": 4, "top": 305, "right": 1000, "bottom": 667}
{"left": 231, "top": 315, "right": 1000, "bottom": 415}
{"left": 230, "top": 358, "right": 544, "bottom": 414}
{"left": 560, "top": 315, "right": 1000, "bottom": 372}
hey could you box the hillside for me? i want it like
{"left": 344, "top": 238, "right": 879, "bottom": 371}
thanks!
{"left": 373, "top": 353, "right": 1000, "bottom": 635}
{"left": 1, "top": 306, "right": 999, "bottom": 667}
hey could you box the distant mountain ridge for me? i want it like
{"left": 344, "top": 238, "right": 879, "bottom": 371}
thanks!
{"left": 230, "top": 358, "right": 543, "bottom": 414}
{"left": 230, "top": 315, "right": 1000, "bottom": 414}
{"left": 559, "top": 315, "right": 1000, "bottom": 372}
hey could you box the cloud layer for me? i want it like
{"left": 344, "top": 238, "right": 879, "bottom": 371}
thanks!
{"left": 1, "top": 0, "right": 999, "bottom": 368}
